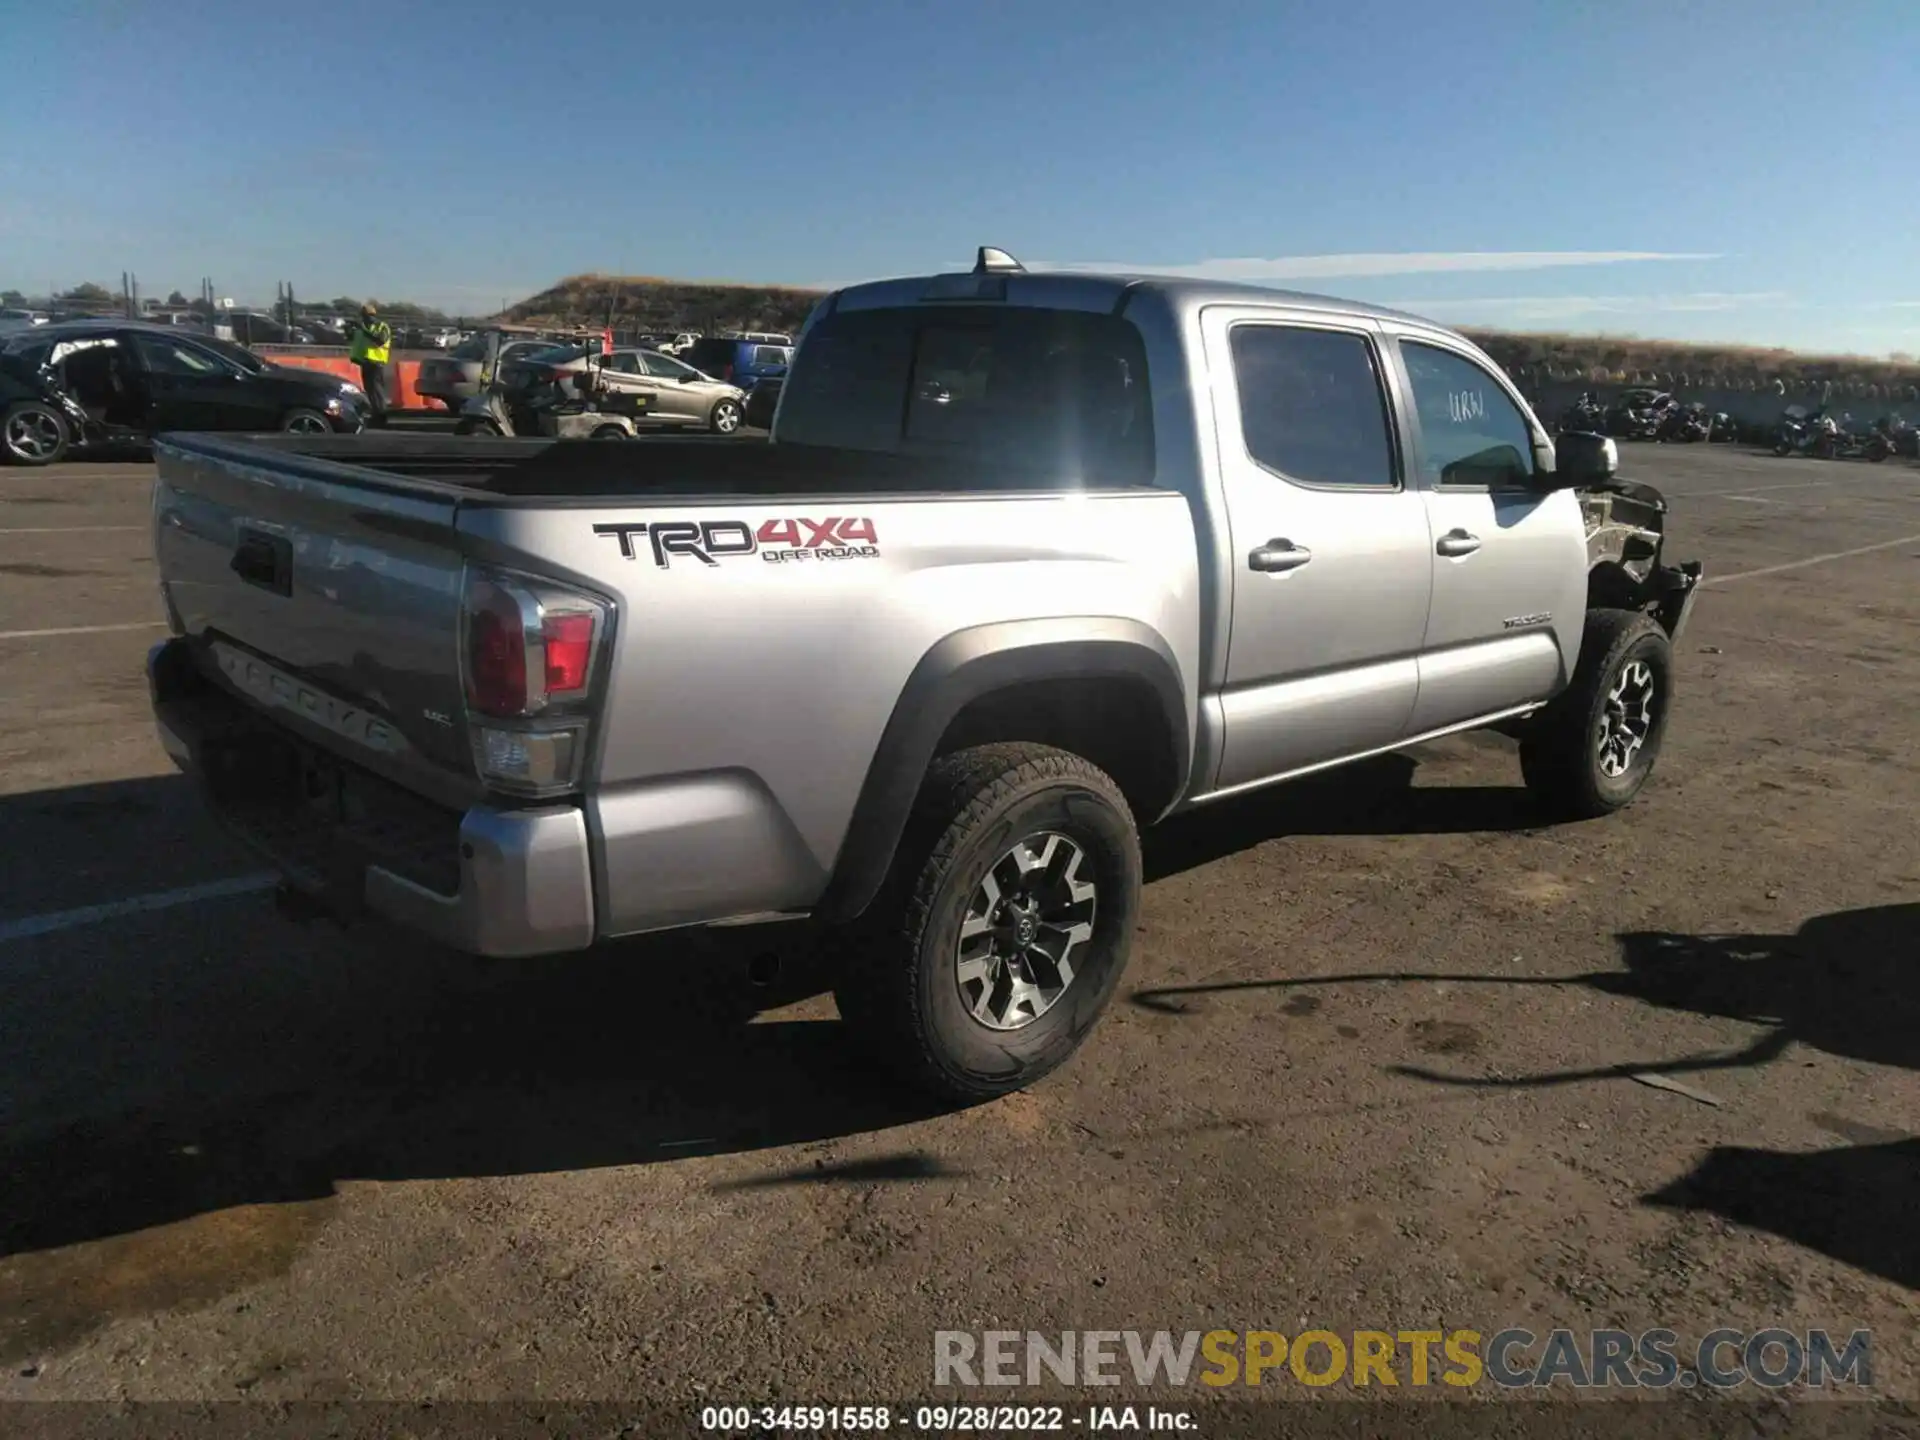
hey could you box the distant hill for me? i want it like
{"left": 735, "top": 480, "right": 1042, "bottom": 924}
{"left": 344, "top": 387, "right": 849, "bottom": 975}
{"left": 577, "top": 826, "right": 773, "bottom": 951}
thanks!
{"left": 499, "top": 274, "right": 1920, "bottom": 397}
{"left": 502, "top": 274, "right": 822, "bottom": 336}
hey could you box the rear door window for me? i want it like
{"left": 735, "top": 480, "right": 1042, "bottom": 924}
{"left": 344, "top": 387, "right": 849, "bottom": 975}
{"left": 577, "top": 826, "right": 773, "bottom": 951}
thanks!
{"left": 643, "top": 352, "right": 697, "bottom": 379}
{"left": 1228, "top": 325, "right": 1397, "bottom": 488}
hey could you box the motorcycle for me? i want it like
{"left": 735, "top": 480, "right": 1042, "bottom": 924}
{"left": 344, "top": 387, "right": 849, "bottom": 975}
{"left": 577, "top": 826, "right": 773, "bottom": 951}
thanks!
{"left": 1605, "top": 389, "right": 1676, "bottom": 440}
{"left": 1773, "top": 408, "right": 1890, "bottom": 460}
{"left": 1834, "top": 414, "right": 1892, "bottom": 461}
{"left": 1557, "top": 392, "right": 1606, "bottom": 435}
{"left": 1872, "top": 414, "right": 1919, "bottom": 458}
{"left": 1708, "top": 412, "right": 1740, "bottom": 443}
{"left": 1774, "top": 407, "right": 1835, "bottom": 457}
{"left": 1656, "top": 402, "right": 1711, "bottom": 443}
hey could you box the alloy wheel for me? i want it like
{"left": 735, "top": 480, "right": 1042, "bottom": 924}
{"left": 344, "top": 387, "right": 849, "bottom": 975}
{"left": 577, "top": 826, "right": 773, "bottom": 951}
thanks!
{"left": 954, "top": 832, "right": 1097, "bottom": 1032}
{"left": 1597, "top": 659, "right": 1656, "bottom": 778}
{"left": 5, "top": 409, "right": 62, "bottom": 461}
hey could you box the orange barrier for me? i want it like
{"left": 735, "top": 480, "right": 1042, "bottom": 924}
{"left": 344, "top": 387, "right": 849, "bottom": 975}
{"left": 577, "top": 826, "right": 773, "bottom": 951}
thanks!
{"left": 260, "top": 351, "right": 455, "bottom": 410}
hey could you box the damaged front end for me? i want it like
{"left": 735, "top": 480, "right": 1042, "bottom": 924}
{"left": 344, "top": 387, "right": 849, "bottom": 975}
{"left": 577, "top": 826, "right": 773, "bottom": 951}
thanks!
{"left": 1579, "top": 478, "right": 1703, "bottom": 641}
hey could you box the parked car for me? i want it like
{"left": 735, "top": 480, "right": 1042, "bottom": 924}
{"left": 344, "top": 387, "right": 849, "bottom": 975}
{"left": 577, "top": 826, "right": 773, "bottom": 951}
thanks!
{"left": 680, "top": 336, "right": 793, "bottom": 390}
{"left": 0, "top": 308, "right": 51, "bottom": 327}
{"left": 222, "top": 312, "right": 311, "bottom": 346}
{"left": 743, "top": 374, "right": 783, "bottom": 430}
{"left": 0, "top": 320, "right": 369, "bottom": 463}
{"left": 541, "top": 347, "right": 747, "bottom": 432}
{"left": 144, "top": 247, "right": 1701, "bottom": 1100}
{"left": 1604, "top": 388, "right": 1676, "bottom": 440}
{"left": 416, "top": 332, "right": 571, "bottom": 410}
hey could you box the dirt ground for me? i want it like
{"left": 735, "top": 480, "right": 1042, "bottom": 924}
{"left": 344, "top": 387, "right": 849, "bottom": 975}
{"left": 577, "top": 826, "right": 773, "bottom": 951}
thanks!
{"left": 0, "top": 444, "right": 1916, "bottom": 1423}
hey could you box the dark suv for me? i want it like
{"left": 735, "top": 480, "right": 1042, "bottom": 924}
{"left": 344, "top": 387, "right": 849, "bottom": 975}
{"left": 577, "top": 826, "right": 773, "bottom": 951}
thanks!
{"left": 681, "top": 336, "right": 793, "bottom": 388}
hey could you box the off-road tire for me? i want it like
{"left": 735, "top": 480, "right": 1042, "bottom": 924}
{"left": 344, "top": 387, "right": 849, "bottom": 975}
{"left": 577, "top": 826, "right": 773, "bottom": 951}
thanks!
{"left": 1520, "top": 609, "right": 1674, "bottom": 820}
{"left": 833, "top": 743, "right": 1142, "bottom": 1102}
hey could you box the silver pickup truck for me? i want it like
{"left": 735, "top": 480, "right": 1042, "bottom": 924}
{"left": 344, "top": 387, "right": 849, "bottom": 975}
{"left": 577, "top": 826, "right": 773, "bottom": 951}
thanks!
{"left": 146, "top": 248, "right": 1700, "bottom": 1100}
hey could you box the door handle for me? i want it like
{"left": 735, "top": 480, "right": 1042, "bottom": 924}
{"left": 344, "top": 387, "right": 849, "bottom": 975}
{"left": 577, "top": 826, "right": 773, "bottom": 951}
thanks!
{"left": 1436, "top": 529, "right": 1482, "bottom": 558}
{"left": 1248, "top": 539, "right": 1313, "bottom": 573}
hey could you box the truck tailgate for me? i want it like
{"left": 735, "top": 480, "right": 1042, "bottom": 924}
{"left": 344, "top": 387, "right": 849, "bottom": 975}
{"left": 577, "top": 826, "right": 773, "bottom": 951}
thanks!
{"left": 153, "top": 438, "right": 477, "bottom": 800}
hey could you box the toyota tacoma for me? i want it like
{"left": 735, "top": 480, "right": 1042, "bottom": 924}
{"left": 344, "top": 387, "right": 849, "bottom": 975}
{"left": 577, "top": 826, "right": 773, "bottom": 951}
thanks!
{"left": 146, "top": 248, "right": 1701, "bottom": 1099}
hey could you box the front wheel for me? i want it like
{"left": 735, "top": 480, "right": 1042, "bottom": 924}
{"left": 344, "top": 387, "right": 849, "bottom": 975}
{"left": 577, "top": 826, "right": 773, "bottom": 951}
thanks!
{"left": 1520, "top": 610, "right": 1674, "bottom": 821}
{"left": 1, "top": 400, "right": 70, "bottom": 466}
{"left": 833, "top": 743, "right": 1143, "bottom": 1101}
{"left": 1772, "top": 437, "right": 1793, "bottom": 456}
{"left": 280, "top": 407, "right": 332, "bottom": 435}
{"left": 590, "top": 424, "right": 629, "bottom": 440}
{"left": 709, "top": 397, "right": 743, "bottom": 434}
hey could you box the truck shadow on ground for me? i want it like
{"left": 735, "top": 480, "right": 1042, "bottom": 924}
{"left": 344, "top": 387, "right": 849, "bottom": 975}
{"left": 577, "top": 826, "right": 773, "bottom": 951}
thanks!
{"left": 0, "top": 747, "right": 1549, "bottom": 1281}
{"left": 1128, "top": 902, "right": 1919, "bottom": 1290}
{"left": 1142, "top": 748, "right": 1544, "bottom": 883}
{"left": 0, "top": 779, "right": 977, "bottom": 1293}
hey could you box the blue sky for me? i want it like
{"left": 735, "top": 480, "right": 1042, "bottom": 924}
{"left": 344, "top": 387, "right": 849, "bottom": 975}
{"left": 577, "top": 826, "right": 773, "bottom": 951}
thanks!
{"left": 3, "top": 0, "right": 1914, "bottom": 354}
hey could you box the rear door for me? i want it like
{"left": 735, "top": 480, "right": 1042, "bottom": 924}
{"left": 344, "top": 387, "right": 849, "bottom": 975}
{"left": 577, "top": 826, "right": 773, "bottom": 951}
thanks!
{"left": 1204, "top": 307, "right": 1434, "bottom": 791}
{"left": 641, "top": 350, "right": 706, "bottom": 419}
{"left": 131, "top": 333, "right": 247, "bottom": 430}
{"left": 1385, "top": 333, "right": 1586, "bottom": 732}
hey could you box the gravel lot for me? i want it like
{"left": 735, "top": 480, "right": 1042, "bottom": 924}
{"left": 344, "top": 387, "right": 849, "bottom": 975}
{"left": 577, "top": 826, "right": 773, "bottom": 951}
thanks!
{"left": 0, "top": 444, "right": 1916, "bottom": 1419}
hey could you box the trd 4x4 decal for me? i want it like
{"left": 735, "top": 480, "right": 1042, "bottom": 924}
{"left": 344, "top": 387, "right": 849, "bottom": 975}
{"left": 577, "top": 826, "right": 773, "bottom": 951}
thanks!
{"left": 593, "top": 517, "right": 880, "bottom": 569}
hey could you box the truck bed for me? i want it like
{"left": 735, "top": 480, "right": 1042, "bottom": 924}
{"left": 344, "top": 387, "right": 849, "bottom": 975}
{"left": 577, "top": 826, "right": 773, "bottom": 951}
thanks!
{"left": 159, "top": 432, "right": 1172, "bottom": 503}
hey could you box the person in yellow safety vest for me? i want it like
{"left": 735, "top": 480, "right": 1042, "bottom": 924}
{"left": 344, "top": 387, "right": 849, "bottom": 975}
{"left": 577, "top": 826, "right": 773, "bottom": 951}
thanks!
{"left": 346, "top": 303, "right": 394, "bottom": 425}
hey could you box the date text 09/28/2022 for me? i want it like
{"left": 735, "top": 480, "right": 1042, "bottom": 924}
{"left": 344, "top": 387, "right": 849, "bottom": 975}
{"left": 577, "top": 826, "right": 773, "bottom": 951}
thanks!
{"left": 699, "top": 1404, "right": 1193, "bottom": 1432}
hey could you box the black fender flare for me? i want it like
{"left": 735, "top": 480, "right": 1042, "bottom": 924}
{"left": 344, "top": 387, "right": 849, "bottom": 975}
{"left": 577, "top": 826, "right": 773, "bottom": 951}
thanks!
{"left": 813, "top": 617, "right": 1189, "bottom": 923}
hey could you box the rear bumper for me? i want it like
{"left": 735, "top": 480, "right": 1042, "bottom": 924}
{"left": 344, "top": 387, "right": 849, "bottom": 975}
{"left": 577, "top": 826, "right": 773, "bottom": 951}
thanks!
{"left": 148, "top": 640, "right": 595, "bottom": 958}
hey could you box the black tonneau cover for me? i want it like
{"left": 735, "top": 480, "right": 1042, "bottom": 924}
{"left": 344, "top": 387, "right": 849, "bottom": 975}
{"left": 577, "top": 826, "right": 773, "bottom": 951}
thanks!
{"left": 163, "top": 432, "right": 1167, "bottom": 503}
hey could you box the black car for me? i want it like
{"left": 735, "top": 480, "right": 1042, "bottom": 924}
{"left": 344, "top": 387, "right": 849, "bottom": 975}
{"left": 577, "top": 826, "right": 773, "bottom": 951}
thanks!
{"left": 0, "top": 321, "right": 369, "bottom": 465}
{"left": 743, "top": 374, "right": 783, "bottom": 430}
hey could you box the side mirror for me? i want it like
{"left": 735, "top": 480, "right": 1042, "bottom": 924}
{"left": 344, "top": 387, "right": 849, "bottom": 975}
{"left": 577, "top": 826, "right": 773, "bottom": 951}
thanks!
{"left": 1546, "top": 431, "right": 1618, "bottom": 489}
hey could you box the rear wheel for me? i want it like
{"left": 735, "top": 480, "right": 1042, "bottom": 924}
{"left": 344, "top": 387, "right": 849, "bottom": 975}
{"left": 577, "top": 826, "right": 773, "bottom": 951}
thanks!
{"left": 454, "top": 417, "right": 502, "bottom": 437}
{"left": 280, "top": 407, "right": 331, "bottom": 434}
{"left": 833, "top": 743, "right": 1142, "bottom": 1101}
{"left": 590, "top": 424, "right": 628, "bottom": 440}
{"left": 1521, "top": 609, "right": 1674, "bottom": 820}
{"left": 1, "top": 401, "right": 69, "bottom": 466}
{"left": 709, "top": 398, "right": 743, "bottom": 434}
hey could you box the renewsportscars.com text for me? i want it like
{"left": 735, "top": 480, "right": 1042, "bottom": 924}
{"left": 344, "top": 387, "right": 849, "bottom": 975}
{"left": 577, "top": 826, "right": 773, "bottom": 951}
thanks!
{"left": 933, "top": 1328, "right": 1873, "bottom": 1390}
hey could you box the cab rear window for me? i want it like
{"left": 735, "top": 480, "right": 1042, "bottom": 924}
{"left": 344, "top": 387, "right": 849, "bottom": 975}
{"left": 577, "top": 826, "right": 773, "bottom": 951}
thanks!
{"left": 777, "top": 306, "right": 1153, "bottom": 483}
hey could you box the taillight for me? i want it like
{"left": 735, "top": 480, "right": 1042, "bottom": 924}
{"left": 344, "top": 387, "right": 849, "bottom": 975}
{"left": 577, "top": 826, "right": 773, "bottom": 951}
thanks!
{"left": 542, "top": 612, "right": 594, "bottom": 694}
{"left": 460, "top": 567, "right": 611, "bottom": 796}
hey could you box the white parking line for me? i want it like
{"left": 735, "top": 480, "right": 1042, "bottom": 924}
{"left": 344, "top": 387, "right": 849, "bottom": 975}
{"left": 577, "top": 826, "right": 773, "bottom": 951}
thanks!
{"left": 1714, "top": 494, "right": 1785, "bottom": 505}
{"left": 1706, "top": 530, "right": 1920, "bottom": 585}
{"left": 0, "top": 525, "right": 146, "bottom": 535}
{"left": 1674, "top": 480, "right": 1832, "bottom": 500}
{"left": 0, "top": 620, "right": 166, "bottom": 641}
{"left": 0, "top": 873, "right": 277, "bottom": 945}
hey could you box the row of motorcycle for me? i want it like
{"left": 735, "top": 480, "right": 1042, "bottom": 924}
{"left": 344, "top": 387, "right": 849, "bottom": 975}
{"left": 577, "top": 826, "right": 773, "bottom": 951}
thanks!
{"left": 1556, "top": 389, "right": 1920, "bottom": 461}
{"left": 1771, "top": 406, "right": 1917, "bottom": 461}
{"left": 1556, "top": 390, "right": 1733, "bottom": 444}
